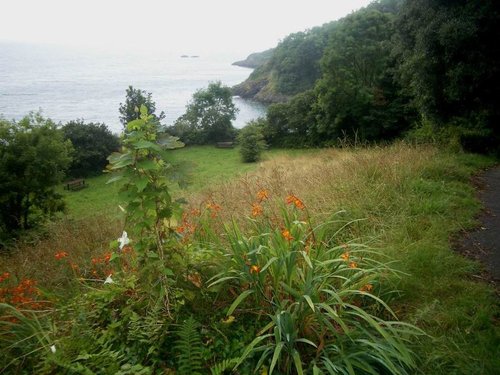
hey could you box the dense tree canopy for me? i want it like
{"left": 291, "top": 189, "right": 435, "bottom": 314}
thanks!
{"left": 394, "top": 0, "right": 500, "bottom": 151}
{"left": 0, "top": 114, "right": 73, "bottom": 236}
{"left": 119, "top": 86, "right": 165, "bottom": 127}
{"left": 63, "top": 120, "right": 120, "bottom": 177}
{"left": 168, "top": 82, "right": 237, "bottom": 145}
{"left": 251, "top": 0, "right": 497, "bottom": 151}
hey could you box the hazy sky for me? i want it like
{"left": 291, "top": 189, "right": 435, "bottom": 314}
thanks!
{"left": 1, "top": 0, "right": 373, "bottom": 56}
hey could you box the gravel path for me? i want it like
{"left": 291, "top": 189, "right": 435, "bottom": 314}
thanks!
{"left": 457, "top": 165, "right": 500, "bottom": 286}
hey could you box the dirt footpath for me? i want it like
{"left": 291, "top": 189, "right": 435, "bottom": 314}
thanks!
{"left": 457, "top": 165, "right": 500, "bottom": 287}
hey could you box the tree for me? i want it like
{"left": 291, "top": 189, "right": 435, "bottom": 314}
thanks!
{"left": 170, "top": 82, "right": 237, "bottom": 144}
{"left": 63, "top": 120, "right": 120, "bottom": 177}
{"left": 315, "top": 8, "right": 411, "bottom": 141}
{"left": 119, "top": 86, "right": 165, "bottom": 127}
{"left": 394, "top": 0, "right": 500, "bottom": 152}
{"left": 239, "top": 120, "right": 267, "bottom": 163}
{"left": 0, "top": 114, "right": 73, "bottom": 235}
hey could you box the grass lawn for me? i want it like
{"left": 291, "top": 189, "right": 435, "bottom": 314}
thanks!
{"left": 60, "top": 146, "right": 318, "bottom": 218}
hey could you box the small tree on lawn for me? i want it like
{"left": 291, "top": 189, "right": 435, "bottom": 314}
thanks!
{"left": 171, "top": 81, "right": 238, "bottom": 144}
{"left": 238, "top": 119, "right": 267, "bottom": 163}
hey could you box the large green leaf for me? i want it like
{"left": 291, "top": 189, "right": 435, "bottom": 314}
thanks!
{"left": 227, "top": 289, "right": 254, "bottom": 316}
{"left": 157, "top": 134, "right": 185, "bottom": 149}
{"left": 134, "top": 140, "right": 161, "bottom": 151}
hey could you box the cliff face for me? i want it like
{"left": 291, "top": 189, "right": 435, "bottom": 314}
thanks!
{"left": 232, "top": 65, "right": 289, "bottom": 103}
{"left": 232, "top": 49, "right": 274, "bottom": 69}
{"left": 231, "top": 22, "right": 336, "bottom": 104}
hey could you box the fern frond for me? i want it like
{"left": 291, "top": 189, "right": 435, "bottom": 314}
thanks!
{"left": 210, "top": 358, "right": 239, "bottom": 375}
{"left": 174, "top": 316, "right": 203, "bottom": 375}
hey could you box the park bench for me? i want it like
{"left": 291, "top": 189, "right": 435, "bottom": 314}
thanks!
{"left": 216, "top": 142, "right": 234, "bottom": 148}
{"left": 65, "top": 179, "right": 87, "bottom": 191}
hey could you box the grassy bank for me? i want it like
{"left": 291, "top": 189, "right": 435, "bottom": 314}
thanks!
{"left": 1, "top": 144, "right": 498, "bottom": 373}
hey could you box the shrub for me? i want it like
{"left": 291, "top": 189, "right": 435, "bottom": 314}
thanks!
{"left": 238, "top": 120, "right": 267, "bottom": 163}
{"left": 63, "top": 120, "right": 120, "bottom": 177}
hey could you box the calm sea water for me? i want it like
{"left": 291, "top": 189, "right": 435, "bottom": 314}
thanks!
{"left": 0, "top": 42, "right": 266, "bottom": 133}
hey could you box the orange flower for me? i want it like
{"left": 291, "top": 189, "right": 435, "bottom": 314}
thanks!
{"left": 286, "top": 194, "right": 305, "bottom": 210}
{"left": 349, "top": 261, "right": 358, "bottom": 269}
{"left": 251, "top": 203, "right": 263, "bottom": 217}
{"left": 0, "top": 272, "right": 10, "bottom": 283}
{"left": 282, "top": 229, "right": 294, "bottom": 242}
{"left": 360, "top": 284, "right": 373, "bottom": 292}
{"left": 176, "top": 225, "right": 185, "bottom": 234}
{"left": 250, "top": 265, "right": 260, "bottom": 274}
{"left": 206, "top": 201, "right": 222, "bottom": 218}
{"left": 103, "top": 253, "right": 112, "bottom": 263}
{"left": 340, "top": 252, "right": 350, "bottom": 261}
{"left": 190, "top": 208, "right": 201, "bottom": 217}
{"left": 54, "top": 251, "right": 69, "bottom": 260}
{"left": 256, "top": 189, "right": 269, "bottom": 202}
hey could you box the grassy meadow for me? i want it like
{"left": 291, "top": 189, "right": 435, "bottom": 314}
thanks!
{"left": 1, "top": 144, "right": 499, "bottom": 373}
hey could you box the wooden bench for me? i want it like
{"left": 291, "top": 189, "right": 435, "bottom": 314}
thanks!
{"left": 65, "top": 179, "right": 87, "bottom": 191}
{"left": 216, "top": 142, "right": 234, "bottom": 148}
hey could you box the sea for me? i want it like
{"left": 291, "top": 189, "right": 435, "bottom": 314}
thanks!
{"left": 0, "top": 42, "right": 266, "bottom": 133}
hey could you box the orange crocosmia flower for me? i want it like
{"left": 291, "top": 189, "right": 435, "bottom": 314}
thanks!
{"left": 54, "top": 251, "right": 69, "bottom": 260}
{"left": 360, "top": 284, "right": 373, "bottom": 292}
{"left": 103, "top": 253, "right": 112, "bottom": 263}
{"left": 0, "top": 272, "right": 10, "bottom": 283}
{"left": 206, "top": 202, "right": 221, "bottom": 211}
{"left": 282, "top": 229, "right": 294, "bottom": 241}
{"left": 190, "top": 208, "right": 201, "bottom": 217}
{"left": 294, "top": 199, "right": 305, "bottom": 210}
{"left": 286, "top": 194, "right": 305, "bottom": 210}
{"left": 251, "top": 203, "right": 263, "bottom": 217}
{"left": 349, "top": 261, "right": 358, "bottom": 269}
{"left": 256, "top": 189, "right": 269, "bottom": 202}
{"left": 285, "top": 195, "right": 296, "bottom": 205}
{"left": 176, "top": 225, "right": 185, "bottom": 234}
{"left": 250, "top": 265, "right": 260, "bottom": 274}
{"left": 340, "top": 252, "right": 350, "bottom": 261}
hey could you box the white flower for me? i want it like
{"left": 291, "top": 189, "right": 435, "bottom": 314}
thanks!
{"left": 50, "top": 345, "right": 56, "bottom": 353}
{"left": 118, "top": 231, "right": 130, "bottom": 250}
{"left": 104, "top": 275, "right": 114, "bottom": 284}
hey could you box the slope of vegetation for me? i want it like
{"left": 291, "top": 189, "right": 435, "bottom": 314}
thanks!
{"left": 1, "top": 141, "right": 498, "bottom": 373}
{"left": 234, "top": 0, "right": 499, "bottom": 152}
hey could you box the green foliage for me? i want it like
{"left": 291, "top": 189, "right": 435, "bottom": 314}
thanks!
{"left": 256, "top": 2, "right": 413, "bottom": 147}
{"left": 0, "top": 303, "right": 57, "bottom": 372}
{"left": 119, "top": 86, "right": 165, "bottom": 127}
{"left": 315, "top": 7, "right": 413, "bottom": 142}
{"left": 107, "top": 104, "right": 186, "bottom": 257}
{"left": 0, "top": 113, "right": 73, "bottom": 236}
{"left": 210, "top": 358, "right": 238, "bottom": 375}
{"left": 238, "top": 120, "right": 266, "bottom": 163}
{"left": 169, "top": 82, "right": 238, "bottom": 145}
{"left": 208, "top": 204, "right": 422, "bottom": 374}
{"left": 233, "top": 21, "right": 337, "bottom": 102}
{"left": 174, "top": 316, "right": 203, "bottom": 375}
{"left": 394, "top": 0, "right": 500, "bottom": 146}
{"left": 63, "top": 120, "right": 120, "bottom": 177}
{"left": 263, "top": 90, "right": 319, "bottom": 147}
